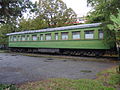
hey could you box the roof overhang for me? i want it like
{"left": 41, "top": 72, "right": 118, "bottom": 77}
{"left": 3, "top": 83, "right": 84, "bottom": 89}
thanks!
{"left": 6, "top": 23, "right": 102, "bottom": 36}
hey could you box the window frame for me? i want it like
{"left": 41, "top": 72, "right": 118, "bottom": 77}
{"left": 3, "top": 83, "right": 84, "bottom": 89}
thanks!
{"left": 40, "top": 34, "right": 44, "bottom": 41}
{"left": 61, "top": 32, "right": 69, "bottom": 40}
{"left": 32, "top": 35, "right": 37, "bottom": 41}
{"left": 72, "top": 31, "right": 80, "bottom": 40}
{"left": 10, "top": 36, "right": 13, "bottom": 41}
{"left": 45, "top": 33, "right": 52, "bottom": 40}
{"left": 98, "top": 30, "right": 104, "bottom": 39}
{"left": 18, "top": 36, "right": 21, "bottom": 41}
{"left": 84, "top": 30, "right": 94, "bottom": 39}
{"left": 26, "top": 35, "right": 30, "bottom": 41}
{"left": 13, "top": 36, "right": 17, "bottom": 41}
{"left": 21, "top": 35, "right": 26, "bottom": 41}
{"left": 55, "top": 33, "right": 58, "bottom": 40}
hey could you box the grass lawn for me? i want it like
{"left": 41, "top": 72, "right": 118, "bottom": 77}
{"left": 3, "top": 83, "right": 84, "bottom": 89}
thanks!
{"left": 1, "top": 66, "right": 119, "bottom": 90}
{"left": 0, "top": 50, "right": 8, "bottom": 53}
{"left": 0, "top": 50, "right": 5, "bottom": 53}
{"left": 18, "top": 66, "right": 120, "bottom": 90}
{"left": 19, "top": 79, "right": 115, "bottom": 90}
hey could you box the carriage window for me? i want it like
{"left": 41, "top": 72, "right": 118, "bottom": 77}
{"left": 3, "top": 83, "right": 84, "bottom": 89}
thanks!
{"left": 99, "top": 30, "right": 103, "bottom": 39}
{"left": 72, "top": 31, "right": 80, "bottom": 39}
{"left": 13, "top": 36, "right": 17, "bottom": 41}
{"left": 12, "top": 37, "right": 14, "bottom": 41}
{"left": 85, "top": 31, "right": 94, "bottom": 39}
{"left": 17, "top": 36, "right": 20, "bottom": 41}
{"left": 26, "top": 35, "right": 30, "bottom": 41}
{"left": 40, "top": 34, "right": 43, "bottom": 40}
{"left": 10, "top": 36, "right": 13, "bottom": 41}
{"left": 61, "top": 32, "right": 68, "bottom": 40}
{"left": 32, "top": 35, "right": 37, "bottom": 41}
{"left": 21, "top": 36, "right": 25, "bottom": 41}
{"left": 55, "top": 33, "right": 58, "bottom": 40}
{"left": 45, "top": 34, "right": 51, "bottom": 40}
{"left": 18, "top": 36, "right": 21, "bottom": 41}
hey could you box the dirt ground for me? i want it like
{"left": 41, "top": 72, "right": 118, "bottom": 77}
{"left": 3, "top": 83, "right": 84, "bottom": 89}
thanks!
{"left": 0, "top": 53, "right": 117, "bottom": 84}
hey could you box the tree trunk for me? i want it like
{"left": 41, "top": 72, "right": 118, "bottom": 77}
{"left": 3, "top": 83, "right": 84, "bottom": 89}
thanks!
{"left": 116, "top": 42, "right": 120, "bottom": 60}
{"left": 116, "top": 42, "right": 120, "bottom": 73}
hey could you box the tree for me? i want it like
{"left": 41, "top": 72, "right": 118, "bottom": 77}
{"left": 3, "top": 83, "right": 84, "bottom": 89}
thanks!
{"left": 86, "top": 0, "right": 120, "bottom": 54}
{"left": 18, "top": 18, "right": 33, "bottom": 31}
{"left": 37, "top": 0, "right": 77, "bottom": 27}
{"left": 0, "top": 0, "right": 36, "bottom": 23}
{"left": 0, "top": 0, "right": 37, "bottom": 46}
{"left": 107, "top": 9, "right": 120, "bottom": 60}
{"left": 0, "top": 24, "right": 18, "bottom": 45}
{"left": 31, "top": 16, "right": 48, "bottom": 29}
{"left": 87, "top": 0, "right": 120, "bottom": 22}
{"left": 87, "top": 0, "right": 120, "bottom": 73}
{"left": 107, "top": 10, "right": 120, "bottom": 73}
{"left": 86, "top": 11, "right": 106, "bottom": 23}
{"left": 18, "top": 17, "right": 48, "bottom": 31}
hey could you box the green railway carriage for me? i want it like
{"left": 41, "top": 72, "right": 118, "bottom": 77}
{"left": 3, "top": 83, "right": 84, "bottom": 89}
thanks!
{"left": 6, "top": 23, "right": 113, "bottom": 56}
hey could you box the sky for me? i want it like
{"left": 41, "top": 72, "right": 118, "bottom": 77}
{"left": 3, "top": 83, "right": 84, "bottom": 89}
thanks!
{"left": 62, "top": 0, "right": 92, "bottom": 17}
{"left": 31, "top": 0, "right": 92, "bottom": 17}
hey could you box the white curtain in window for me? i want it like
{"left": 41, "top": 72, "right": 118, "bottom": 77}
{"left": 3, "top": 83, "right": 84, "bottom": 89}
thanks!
{"left": 13, "top": 37, "right": 17, "bottom": 41}
{"left": 61, "top": 32, "right": 68, "bottom": 40}
{"left": 99, "top": 31, "right": 103, "bottom": 39}
{"left": 27, "top": 36, "right": 30, "bottom": 41}
{"left": 32, "top": 35, "right": 37, "bottom": 41}
{"left": 10, "top": 37, "right": 13, "bottom": 41}
{"left": 19, "top": 36, "right": 21, "bottom": 41}
{"left": 40, "top": 35, "right": 43, "bottom": 40}
{"left": 18, "top": 36, "right": 20, "bottom": 41}
{"left": 55, "top": 33, "right": 58, "bottom": 40}
{"left": 22, "top": 36, "right": 25, "bottom": 41}
{"left": 46, "top": 34, "right": 51, "bottom": 40}
{"left": 72, "top": 31, "right": 80, "bottom": 39}
{"left": 85, "top": 31, "right": 94, "bottom": 39}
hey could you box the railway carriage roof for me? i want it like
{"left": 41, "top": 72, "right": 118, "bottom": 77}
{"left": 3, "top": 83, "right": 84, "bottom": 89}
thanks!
{"left": 6, "top": 23, "right": 101, "bottom": 36}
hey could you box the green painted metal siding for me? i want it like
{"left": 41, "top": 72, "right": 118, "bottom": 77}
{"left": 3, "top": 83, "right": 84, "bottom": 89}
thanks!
{"left": 9, "top": 40, "right": 109, "bottom": 49}
{"left": 8, "top": 27, "right": 110, "bottom": 49}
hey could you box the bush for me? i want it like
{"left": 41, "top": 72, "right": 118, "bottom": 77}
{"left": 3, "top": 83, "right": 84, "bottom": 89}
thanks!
{"left": 0, "top": 84, "right": 18, "bottom": 90}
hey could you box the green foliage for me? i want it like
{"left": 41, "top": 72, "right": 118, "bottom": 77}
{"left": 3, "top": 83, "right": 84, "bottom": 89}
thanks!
{"left": 107, "top": 10, "right": 120, "bottom": 31}
{"left": 0, "top": 0, "right": 36, "bottom": 23}
{"left": 18, "top": 0, "right": 77, "bottom": 30}
{"left": 97, "top": 66, "right": 120, "bottom": 88}
{"left": 108, "top": 74, "right": 120, "bottom": 85}
{"left": 87, "top": 0, "right": 120, "bottom": 22}
{"left": 0, "top": 24, "right": 18, "bottom": 44}
{"left": 107, "top": 9, "right": 120, "bottom": 45}
{"left": 86, "top": 12, "right": 105, "bottom": 23}
{"left": 19, "top": 17, "right": 48, "bottom": 31}
{"left": 19, "top": 78, "right": 115, "bottom": 90}
{"left": 107, "top": 17, "right": 120, "bottom": 42}
{"left": 37, "top": 0, "right": 77, "bottom": 27}
{"left": 103, "top": 28, "right": 116, "bottom": 48}
{"left": 107, "top": 9, "right": 120, "bottom": 65}
{"left": 0, "top": 84, "right": 18, "bottom": 90}
{"left": 0, "top": 0, "right": 37, "bottom": 46}
{"left": 87, "top": 0, "right": 120, "bottom": 48}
